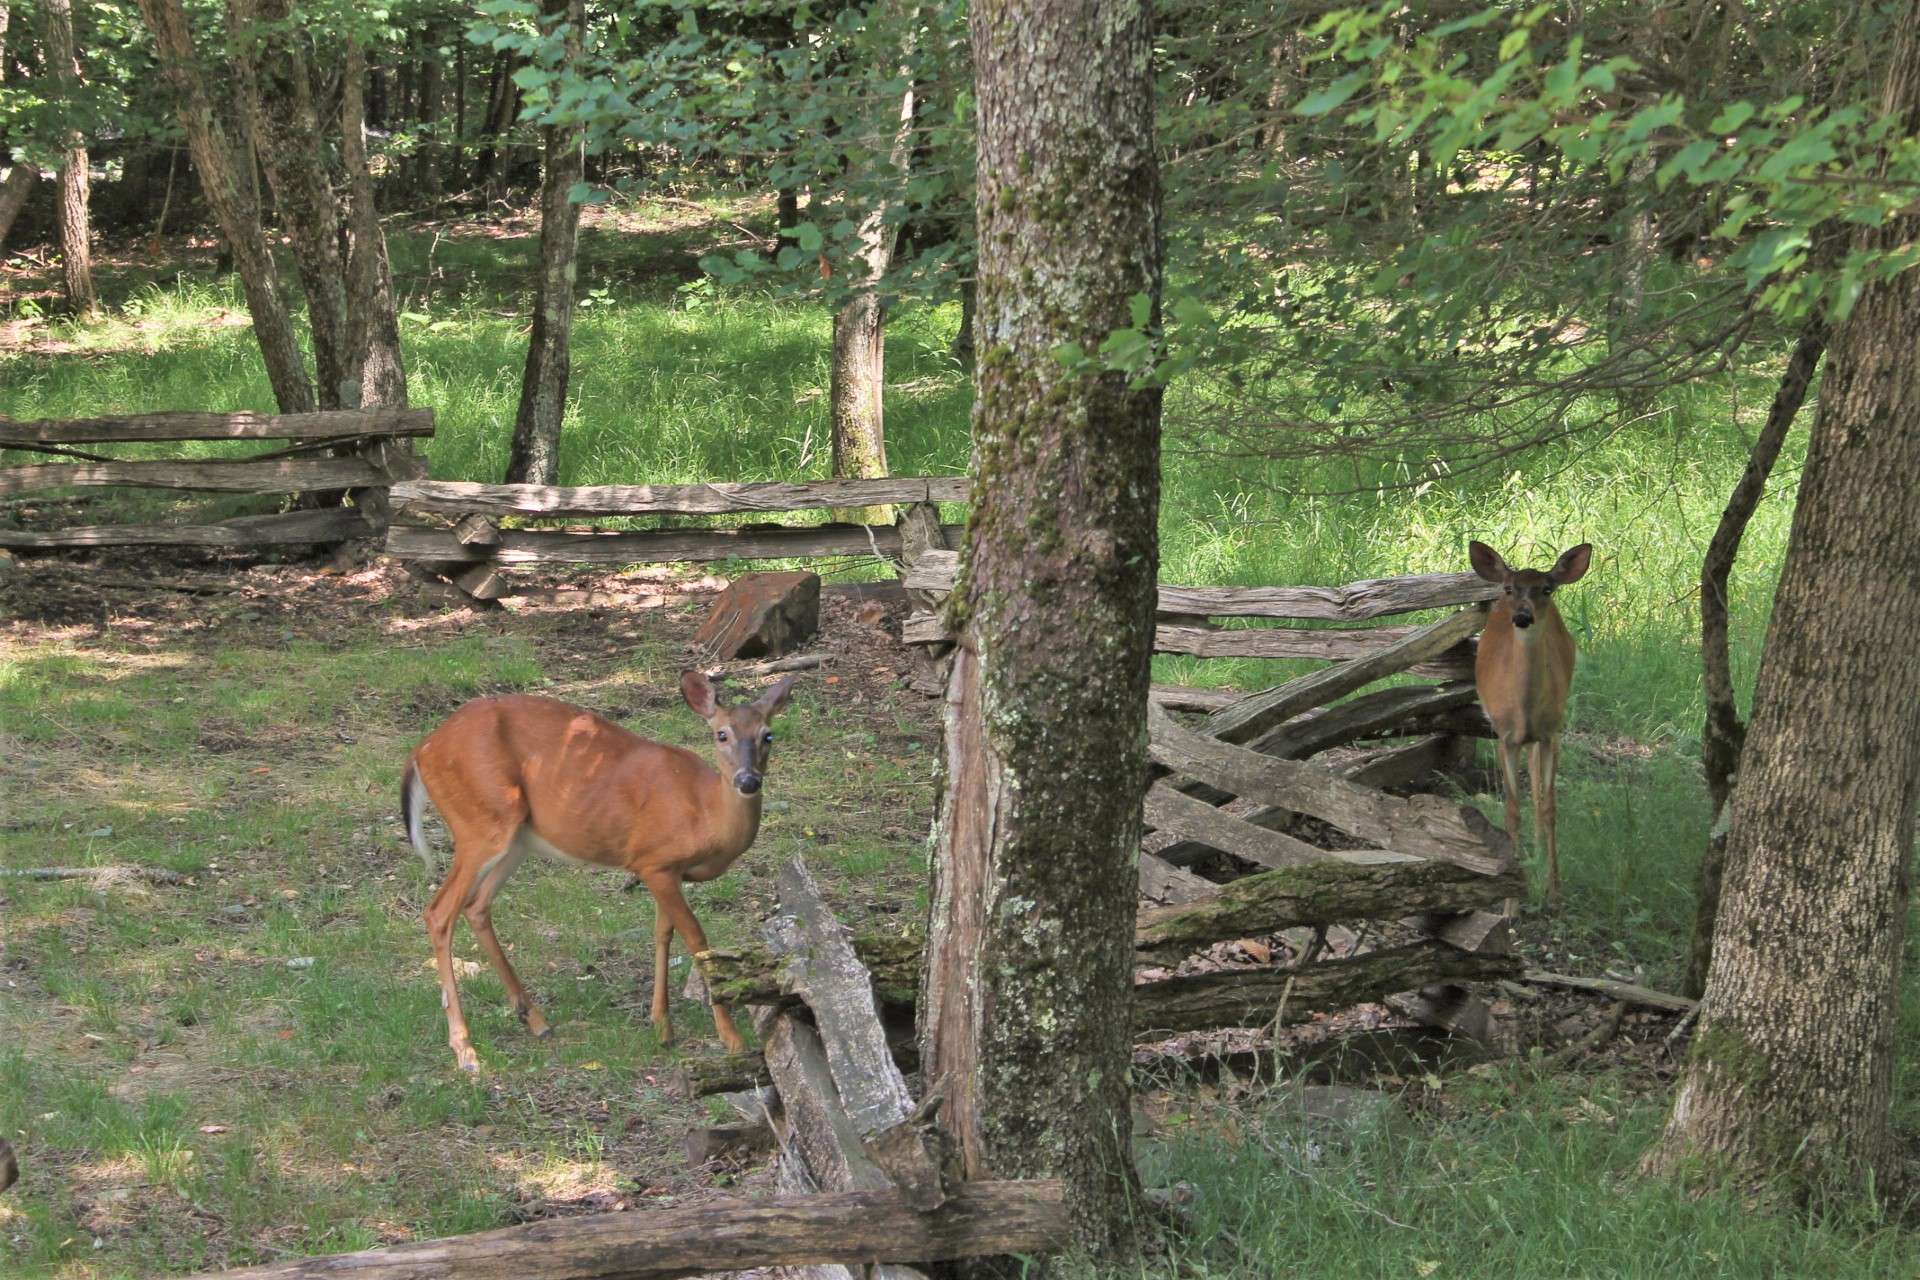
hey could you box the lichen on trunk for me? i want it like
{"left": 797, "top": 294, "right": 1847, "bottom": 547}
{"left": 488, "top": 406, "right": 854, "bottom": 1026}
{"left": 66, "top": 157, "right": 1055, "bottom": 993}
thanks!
{"left": 919, "top": 0, "right": 1163, "bottom": 1263}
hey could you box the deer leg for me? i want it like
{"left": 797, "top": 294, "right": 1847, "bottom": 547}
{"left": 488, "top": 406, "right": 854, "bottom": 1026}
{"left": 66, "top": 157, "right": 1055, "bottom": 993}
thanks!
{"left": 1495, "top": 738, "right": 1525, "bottom": 917}
{"left": 463, "top": 846, "right": 549, "bottom": 1038}
{"left": 644, "top": 873, "right": 747, "bottom": 1054}
{"left": 650, "top": 889, "right": 676, "bottom": 1047}
{"left": 1532, "top": 738, "right": 1561, "bottom": 906}
{"left": 425, "top": 854, "right": 487, "bottom": 1073}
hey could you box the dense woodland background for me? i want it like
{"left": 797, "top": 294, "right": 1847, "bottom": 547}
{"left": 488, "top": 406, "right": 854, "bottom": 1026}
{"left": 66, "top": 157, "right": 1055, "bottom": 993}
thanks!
{"left": 5, "top": 0, "right": 1920, "bottom": 1276}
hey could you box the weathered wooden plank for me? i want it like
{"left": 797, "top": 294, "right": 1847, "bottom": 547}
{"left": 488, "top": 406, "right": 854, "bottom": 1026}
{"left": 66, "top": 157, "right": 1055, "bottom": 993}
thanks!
{"left": 191, "top": 1181, "right": 1067, "bottom": 1280}
{"left": 1138, "top": 850, "right": 1218, "bottom": 905}
{"left": 392, "top": 477, "right": 970, "bottom": 517}
{"left": 0, "top": 507, "right": 374, "bottom": 548}
{"left": 1133, "top": 858, "right": 1523, "bottom": 965}
{"left": 0, "top": 457, "right": 386, "bottom": 496}
{"left": 902, "top": 551, "right": 1497, "bottom": 621}
{"left": 1148, "top": 685, "right": 1242, "bottom": 713}
{"left": 1336, "top": 736, "right": 1457, "bottom": 790}
{"left": 1199, "top": 608, "right": 1487, "bottom": 745}
{"left": 667, "top": 1051, "right": 773, "bottom": 1100}
{"left": 762, "top": 861, "right": 917, "bottom": 1140}
{"left": 0, "top": 407, "right": 435, "bottom": 444}
{"left": 1143, "top": 781, "right": 1415, "bottom": 871}
{"left": 1147, "top": 701, "right": 1513, "bottom": 874}
{"left": 388, "top": 523, "right": 965, "bottom": 566}
{"left": 1523, "top": 970, "right": 1697, "bottom": 1012}
{"left": 1250, "top": 683, "right": 1479, "bottom": 760}
{"left": 1134, "top": 942, "right": 1518, "bottom": 1035}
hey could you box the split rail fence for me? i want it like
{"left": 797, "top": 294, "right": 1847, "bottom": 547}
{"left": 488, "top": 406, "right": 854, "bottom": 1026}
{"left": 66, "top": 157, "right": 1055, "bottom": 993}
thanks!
{"left": 0, "top": 409, "right": 432, "bottom": 549}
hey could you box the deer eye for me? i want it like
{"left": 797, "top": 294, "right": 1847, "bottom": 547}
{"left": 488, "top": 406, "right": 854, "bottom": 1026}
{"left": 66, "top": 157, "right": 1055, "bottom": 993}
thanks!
{"left": 1542, "top": 586, "right": 1554, "bottom": 596}
{"left": 762, "top": 731, "right": 774, "bottom": 745}
{"left": 716, "top": 730, "right": 729, "bottom": 743}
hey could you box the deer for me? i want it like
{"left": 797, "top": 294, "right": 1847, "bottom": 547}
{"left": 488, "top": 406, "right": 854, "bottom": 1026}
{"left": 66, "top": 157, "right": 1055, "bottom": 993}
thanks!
{"left": 1468, "top": 540, "right": 1591, "bottom": 908}
{"left": 399, "top": 671, "right": 799, "bottom": 1072}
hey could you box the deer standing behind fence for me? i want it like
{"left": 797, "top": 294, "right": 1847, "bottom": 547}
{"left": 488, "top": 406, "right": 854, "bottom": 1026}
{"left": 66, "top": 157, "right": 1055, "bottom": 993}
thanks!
{"left": 1468, "top": 541, "right": 1592, "bottom": 907}
{"left": 400, "top": 672, "right": 799, "bottom": 1072}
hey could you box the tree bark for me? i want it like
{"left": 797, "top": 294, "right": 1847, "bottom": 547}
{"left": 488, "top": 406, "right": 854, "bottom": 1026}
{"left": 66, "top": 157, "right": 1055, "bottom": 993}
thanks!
{"left": 829, "top": 53, "right": 916, "bottom": 525}
{"left": 1647, "top": 6, "right": 1920, "bottom": 1195}
{"left": 1682, "top": 320, "right": 1826, "bottom": 998}
{"left": 918, "top": 0, "right": 1162, "bottom": 1263}
{"left": 503, "top": 0, "right": 584, "bottom": 486}
{"left": 229, "top": 0, "right": 351, "bottom": 406}
{"left": 43, "top": 0, "right": 98, "bottom": 316}
{"left": 135, "top": 0, "right": 316, "bottom": 413}
{"left": 341, "top": 41, "right": 409, "bottom": 411}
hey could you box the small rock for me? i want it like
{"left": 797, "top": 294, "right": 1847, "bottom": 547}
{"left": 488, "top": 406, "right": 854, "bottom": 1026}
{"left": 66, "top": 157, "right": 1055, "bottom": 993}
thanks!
{"left": 286, "top": 956, "right": 316, "bottom": 970}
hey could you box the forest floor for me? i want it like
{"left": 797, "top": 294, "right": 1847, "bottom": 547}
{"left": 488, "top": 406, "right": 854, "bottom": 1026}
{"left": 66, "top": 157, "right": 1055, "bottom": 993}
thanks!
{"left": 1, "top": 549, "right": 1910, "bottom": 1279}
{"left": 5, "top": 199, "right": 1919, "bottom": 1276}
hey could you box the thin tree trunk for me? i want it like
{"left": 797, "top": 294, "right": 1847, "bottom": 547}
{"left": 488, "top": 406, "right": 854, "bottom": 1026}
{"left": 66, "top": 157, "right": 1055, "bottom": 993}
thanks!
{"left": 919, "top": 0, "right": 1162, "bottom": 1264}
{"left": 503, "top": 0, "right": 584, "bottom": 486}
{"left": 1682, "top": 321, "right": 1826, "bottom": 998}
{"left": 453, "top": 38, "right": 468, "bottom": 178}
{"left": 341, "top": 40, "right": 408, "bottom": 411}
{"left": 43, "top": 0, "right": 98, "bottom": 316}
{"left": 135, "top": 0, "right": 316, "bottom": 413}
{"left": 829, "top": 47, "right": 916, "bottom": 524}
{"left": 229, "top": 0, "right": 351, "bottom": 407}
{"left": 411, "top": 26, "right": 442, "bottom": 198}
{"left": 1647, "top": 6, "right": 1920, "bottom": 1195}
{"left": 951, "top": 275, "right": 976, "bottom": 368}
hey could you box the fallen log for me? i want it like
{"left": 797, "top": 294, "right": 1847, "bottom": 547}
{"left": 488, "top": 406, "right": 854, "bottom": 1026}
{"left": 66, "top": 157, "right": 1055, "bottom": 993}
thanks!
{"left": 667, "top": 1052, "right": 773, "bottom": 1100}
{"left": 188, "top": 1181, "right": 1068, "bottom": 1280}
{"left": 1134, "top": 941, "right": 1517, "bottom": 1035}
{"left": 1133, "top": 858, "right": 1521, "bottom": 965}
{"left": 1523, "top": 970, "right": 1696, "bottom": 1013}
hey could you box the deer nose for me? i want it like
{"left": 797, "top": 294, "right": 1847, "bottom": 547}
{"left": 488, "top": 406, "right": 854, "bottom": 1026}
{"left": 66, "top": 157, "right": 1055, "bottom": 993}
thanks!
{"left": 734, "top": 770, "right": 763, "bottom": 795}
{"left": 1513, "top": 612, "right": 1533, "bottom": 629}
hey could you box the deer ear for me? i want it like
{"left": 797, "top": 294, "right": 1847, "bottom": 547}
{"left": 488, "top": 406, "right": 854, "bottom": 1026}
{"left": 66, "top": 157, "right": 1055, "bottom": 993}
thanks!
{"left": 754, "top": 674, "right": 799, "bottom": 717}
{"left": 1468, "top": 540, "right": 1508, "bottom": 584}
{"left": 680, "top": 671, "right": 720, "bottom": 718}
{"left": 1552, "top": 543, "right": 1593, "bottom": 585}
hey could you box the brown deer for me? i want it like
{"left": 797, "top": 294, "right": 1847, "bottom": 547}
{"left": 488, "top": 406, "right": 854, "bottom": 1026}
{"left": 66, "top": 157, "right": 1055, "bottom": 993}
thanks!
{"left": 400, "top": 672, "right": 799, "bottom": 1072}
{"left": 1469, "top": 541, "right": 1591, "bottom": 906}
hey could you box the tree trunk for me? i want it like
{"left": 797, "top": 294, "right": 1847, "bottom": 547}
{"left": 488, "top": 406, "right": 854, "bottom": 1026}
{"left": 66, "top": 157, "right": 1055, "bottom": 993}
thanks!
{"left": 229, "top": 0, "right": 351, "bottom": 407}
{"left": 829, "top": 63, "right": 915, "bottom": 525}
{"left": 341, "top": 40, "right": 408, "bottom": 412}
{"left": 411, "top": 27, "right": 443, "bottom": 199}
{"left": 135, "top": 0, "right": 316, "bottom": 413}
{"left": 1682, "top": 321, "right": 1826, "bottom": 998}
{"left": 503, "top": 0, "right": 584, "bottom": 486}
{"left": 43, "top": 0, "right": 98, "bottom": 316}
{"left": 1647, "top": 7, "right": 1920, "bottom": 1195}
{"left": 918, "top": 0, "right": 1161, "bottom": 1263}
{"left": 950, "top": 274, "right": 976, "bottom": 368}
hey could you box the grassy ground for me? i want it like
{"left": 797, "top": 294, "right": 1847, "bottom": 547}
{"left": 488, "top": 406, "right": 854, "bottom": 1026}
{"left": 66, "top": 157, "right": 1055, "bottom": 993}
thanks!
{"left": 5, "top": 197, "right": 1915, "bottom": 1277}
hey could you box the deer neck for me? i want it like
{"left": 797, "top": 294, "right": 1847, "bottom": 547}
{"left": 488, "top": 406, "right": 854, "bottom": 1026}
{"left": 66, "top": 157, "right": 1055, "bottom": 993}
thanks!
{"left": 710, "top": 777, "right": 765, "bottom": 857}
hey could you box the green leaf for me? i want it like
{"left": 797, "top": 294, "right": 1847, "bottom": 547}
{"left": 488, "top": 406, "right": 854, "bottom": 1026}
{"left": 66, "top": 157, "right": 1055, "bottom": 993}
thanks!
{"left": 782, "top": 222, "right": 824, "bottom": 253}
{"left": 1709, "top": 102, "right": 1756, "bottom": 134}
{"left": 1295, "top": 71, "right": 1369, "bottom": 118}
{"left": 1129, "top": 293, "right": 1152, "bottom": 328}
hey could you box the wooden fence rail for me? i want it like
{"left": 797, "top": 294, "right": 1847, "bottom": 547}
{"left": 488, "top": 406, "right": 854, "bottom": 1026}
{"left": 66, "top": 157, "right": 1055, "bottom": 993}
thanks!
{"left": 0, "top": 407, "right": 434, "bottom": 445}
{"left": 391, "top": 476, "right": 969, "bottom": 517}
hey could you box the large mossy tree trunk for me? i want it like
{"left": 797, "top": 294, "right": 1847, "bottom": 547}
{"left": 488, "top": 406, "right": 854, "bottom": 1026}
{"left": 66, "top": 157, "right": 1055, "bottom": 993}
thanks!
{"left": 503, "top": 0, "right": 584, "bottom": 486}
{"left": 918, "top": 0, "right": 1161, "bottom": 1263}
{"left": 1681, "top": 321, "right": 1826, "bottom": 998}
{"left": 136, "top": 0, "right": 315, "bottom": 413}
{"left": 43, "top": 0, "right": 97, "bottom": 317}
{"left": 1647, "top": 5, "right": 1920, "bottom": 1194}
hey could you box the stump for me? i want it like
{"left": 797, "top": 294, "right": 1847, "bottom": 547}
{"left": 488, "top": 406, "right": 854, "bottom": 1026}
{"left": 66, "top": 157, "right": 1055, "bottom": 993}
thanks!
{"left": 694, "top": 570, "right": 822, "bottom": 659}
